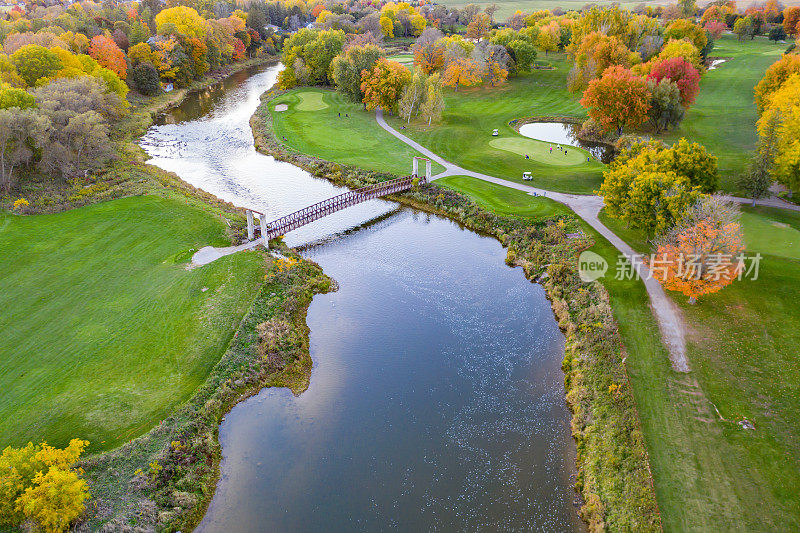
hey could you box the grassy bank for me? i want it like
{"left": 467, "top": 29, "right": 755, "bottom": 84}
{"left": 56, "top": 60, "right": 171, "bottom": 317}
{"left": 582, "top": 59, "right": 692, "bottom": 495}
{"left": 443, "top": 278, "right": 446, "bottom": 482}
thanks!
{"left": 269, "top": 87, "right": 445, "bottom": 176}
{"left": 252, "top": 94, "right": 661, "bottom": 531}
{"left": 80, "top": 251, "right": 333, "bottom": 532}
{"left": 0, "top": 195, "right": 264, "bottom": 452}
{"left": 594, "top": 205, "right": 800, "bottom": 531}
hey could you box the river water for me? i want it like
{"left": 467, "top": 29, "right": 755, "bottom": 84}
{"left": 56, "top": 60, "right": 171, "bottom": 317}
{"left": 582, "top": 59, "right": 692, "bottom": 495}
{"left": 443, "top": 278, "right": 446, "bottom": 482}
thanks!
{"left": 140, "top": 64, "right": 582, "bottom": 532}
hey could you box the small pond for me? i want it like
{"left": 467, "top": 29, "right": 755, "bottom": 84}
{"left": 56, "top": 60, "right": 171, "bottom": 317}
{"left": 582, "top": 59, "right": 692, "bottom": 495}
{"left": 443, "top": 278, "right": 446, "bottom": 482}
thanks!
{"left": 518, "top": 122, "right": 614, "bottom": 163}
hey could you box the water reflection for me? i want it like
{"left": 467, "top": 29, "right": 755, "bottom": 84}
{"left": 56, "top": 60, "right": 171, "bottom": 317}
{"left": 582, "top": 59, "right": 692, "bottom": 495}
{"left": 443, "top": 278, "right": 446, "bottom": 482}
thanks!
{"left": 199, "top": 210, "right": 582, "bottom": 532}
{"left": 140, "top": 63, "right": 582, "bottom": 533}
{"left": 518, "top": 122, "right": 614, "bottom": 163}
{"left": 139, "top": 64, "right": 396, "bottom": 248}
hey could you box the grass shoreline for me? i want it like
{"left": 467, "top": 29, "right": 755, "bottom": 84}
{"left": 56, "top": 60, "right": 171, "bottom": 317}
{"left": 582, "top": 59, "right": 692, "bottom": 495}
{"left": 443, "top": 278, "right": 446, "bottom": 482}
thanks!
{"left": 0, "top": 56, "right": 336, "bottom": 533}
{"left": 252, "top": 86, "right": 662, "bottom": 531}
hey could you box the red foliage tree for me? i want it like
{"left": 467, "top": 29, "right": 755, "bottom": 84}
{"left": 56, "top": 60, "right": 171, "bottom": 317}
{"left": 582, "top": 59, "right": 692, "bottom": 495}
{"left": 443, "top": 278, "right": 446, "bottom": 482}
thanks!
{"left": 580, "top": 65, "right": 650, "bottom": 134}
{"left": 89, "top": 35, "right": 127, "bottom": 79}
{"left": 232, "top": 38, "right": 246, "bottom": 61}
{"left": 647, "top": 57, "right": 701, "bottom": 108}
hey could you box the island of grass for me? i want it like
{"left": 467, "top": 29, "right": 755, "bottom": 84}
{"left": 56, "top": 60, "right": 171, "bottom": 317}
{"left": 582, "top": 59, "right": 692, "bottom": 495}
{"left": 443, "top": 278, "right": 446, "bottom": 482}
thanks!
{"left": 0, "top": 194, "right": 265, "bottom": 452}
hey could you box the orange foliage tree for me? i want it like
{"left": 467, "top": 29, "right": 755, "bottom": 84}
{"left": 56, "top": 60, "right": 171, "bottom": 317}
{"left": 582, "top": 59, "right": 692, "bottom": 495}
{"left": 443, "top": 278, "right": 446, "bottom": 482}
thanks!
{"left": 412, "top": 32, "right": 445, "bottom": 74}
{"left": 650, "top": 197, "right": 745, "bottom": 304}
{"left": 442, "top": 57, "right": 482, "bottom": 90}
{"left": 360, "top": 58, "right": 412, "bottom": 113}
{"left": 466, "top": 13, "right": 491, "bottom": 40}
{"left": 580, "top": 65, "right": 650, "bottom": 134}
{"left": 89, "top": 35, "right": 126, "bottom": 79}
{"left": 783, "top": 6, "right": 800, "bottom": 36}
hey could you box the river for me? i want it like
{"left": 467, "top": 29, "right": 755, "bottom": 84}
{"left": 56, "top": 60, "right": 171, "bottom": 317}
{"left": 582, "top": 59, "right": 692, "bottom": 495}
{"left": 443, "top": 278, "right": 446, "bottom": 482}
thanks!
{"left": 140, "top": 64, "right": 583, "bottom": 532}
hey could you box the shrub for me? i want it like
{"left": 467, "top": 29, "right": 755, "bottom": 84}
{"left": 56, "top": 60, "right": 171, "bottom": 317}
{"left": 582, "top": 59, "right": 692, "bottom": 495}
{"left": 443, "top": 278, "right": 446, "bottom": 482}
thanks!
{"left": 132, "top": 63, "right": 161, "bottom": 96}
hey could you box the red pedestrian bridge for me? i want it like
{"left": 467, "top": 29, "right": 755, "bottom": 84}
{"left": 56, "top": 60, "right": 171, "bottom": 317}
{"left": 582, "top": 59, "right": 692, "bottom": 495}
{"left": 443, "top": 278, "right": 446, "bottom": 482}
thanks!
{"left": 245, "top": 157, "right": 431, "bottom": 244}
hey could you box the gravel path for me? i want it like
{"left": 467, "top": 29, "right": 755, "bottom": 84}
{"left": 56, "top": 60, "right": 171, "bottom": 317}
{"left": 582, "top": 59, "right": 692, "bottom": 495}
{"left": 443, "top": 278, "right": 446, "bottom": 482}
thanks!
{"left": 377, "top": 109, "right": 691, "bottom": 372}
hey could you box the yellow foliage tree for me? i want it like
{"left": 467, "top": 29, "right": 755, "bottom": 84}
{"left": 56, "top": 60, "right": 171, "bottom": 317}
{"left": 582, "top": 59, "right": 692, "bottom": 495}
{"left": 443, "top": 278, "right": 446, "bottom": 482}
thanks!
{"left": 155, "top": 6, "right": 209, "bottom": 39}
{"left": 0, "top": 439, "right": 89, "bottom": 532}
{"left": 16, "top": 467, "right": 90, "bottom": 533}
{"left": 442, "top": 57, "right": 483, "bottom": 90}
{"left": 758, "top": 73, "right": 800, "bottom": 190}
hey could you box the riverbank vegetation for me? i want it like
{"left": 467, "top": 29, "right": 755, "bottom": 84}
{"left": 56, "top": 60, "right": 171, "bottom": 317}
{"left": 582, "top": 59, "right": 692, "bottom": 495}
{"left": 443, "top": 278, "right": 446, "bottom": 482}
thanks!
{"left": 79, "top": 250, "right": 332, "bottom": 532}
{"left": 252, "top": 91, "right": 661, "bottom": 531}
{"left": 0, "top": 0, "right": 280, "bottom": 204}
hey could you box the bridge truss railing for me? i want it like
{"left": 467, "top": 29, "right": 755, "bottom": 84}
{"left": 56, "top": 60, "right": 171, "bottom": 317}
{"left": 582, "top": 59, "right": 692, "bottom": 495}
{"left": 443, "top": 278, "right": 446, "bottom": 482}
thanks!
{"left": 245, "top": 173, "right": 426, "bottom": 245}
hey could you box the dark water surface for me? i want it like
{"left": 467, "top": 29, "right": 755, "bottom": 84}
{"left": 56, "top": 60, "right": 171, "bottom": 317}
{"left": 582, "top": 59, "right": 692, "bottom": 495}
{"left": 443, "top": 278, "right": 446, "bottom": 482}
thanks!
{"left": 141, "top": 64, "right": 582, "bottom": 532}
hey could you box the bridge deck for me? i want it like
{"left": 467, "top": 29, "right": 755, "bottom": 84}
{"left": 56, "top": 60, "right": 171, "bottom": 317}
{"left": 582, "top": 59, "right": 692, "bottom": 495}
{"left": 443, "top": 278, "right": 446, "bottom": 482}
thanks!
{"left": 246, "top": 175, "right": 425, "bottom": 242}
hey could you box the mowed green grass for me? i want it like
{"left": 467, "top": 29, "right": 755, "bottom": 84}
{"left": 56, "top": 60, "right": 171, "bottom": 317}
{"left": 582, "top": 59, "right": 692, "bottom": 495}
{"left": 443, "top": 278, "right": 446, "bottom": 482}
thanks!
{"left": 436, "top": 175, "right": 570, "bottom": 217}
{"left": 439, "top": 0, "right": 670, "bottom": 20}
{"left": 270, "top": 88, "right": 445, "bottom": 176}
{"left": 385, "top": 52, "right": 606, "bottom": 193}
{"left": 0, "top": 196, "right": 264, "bottom": 452}
{"left": 489, "top": 137, "right": 588, "bottom": 165}
{"left": 741, "top": 208, "right": 800, "bottom": 259}
{"left": 295, "top": 91, "right": 328, "bottom": 111}
{"left": 662, "top": 35, "right": 785, "bottom": 193}
{"left": 439, "top": 176, "right": 800, "bottom": 530}
{"left": 598, "top": 204, "right": 800, "bottom": 531}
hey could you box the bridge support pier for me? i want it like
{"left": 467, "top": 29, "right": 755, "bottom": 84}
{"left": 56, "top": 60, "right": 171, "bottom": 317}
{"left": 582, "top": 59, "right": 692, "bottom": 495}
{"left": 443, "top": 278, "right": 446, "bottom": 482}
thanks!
{"left": 260, "top": 216, "right": 269, "bottom": 247}
{"left": 246, "top": 210, "right": 254, "bottom": 241}
{"left": 412, "top": 158, "right": 419, "bottom": 178}
{"left": 425, "top": 159, "right": 431, "bottom": 182}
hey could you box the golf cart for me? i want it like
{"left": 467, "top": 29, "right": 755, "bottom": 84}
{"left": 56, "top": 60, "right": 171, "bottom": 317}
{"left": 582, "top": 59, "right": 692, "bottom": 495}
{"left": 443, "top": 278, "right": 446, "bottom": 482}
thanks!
{"left": 522, "top": 172, "right": 532, "bottom": 181}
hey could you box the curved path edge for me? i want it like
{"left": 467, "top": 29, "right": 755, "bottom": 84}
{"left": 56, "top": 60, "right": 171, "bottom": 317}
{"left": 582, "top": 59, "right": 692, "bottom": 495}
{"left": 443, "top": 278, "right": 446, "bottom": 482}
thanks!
{"left": 376, "top": 109, "right": 691, "bottom": 372}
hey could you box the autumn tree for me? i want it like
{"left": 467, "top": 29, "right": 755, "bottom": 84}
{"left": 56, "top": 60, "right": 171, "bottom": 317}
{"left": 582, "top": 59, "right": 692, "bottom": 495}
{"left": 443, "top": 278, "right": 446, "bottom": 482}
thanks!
{"left": 331, "top": 44, "right": 384, "bottom": 101}
{"left": 0, "top": 439, "right": 90, "bottom": 532}
{"left": 10, "top": 45, "right": 61, "bottom": 87}
{"left": 653, "top": 39, "right": 704, "bottom": 73}
{"left": 664, "top": 19, "right": 708, "bottom": 51}
{"left": 651, "top": 196, "right": 745, "bottom": 303}
{"left": 155, "top": 6, "right": 209, "bottom": 39}
{"left": 0, "top": 87, "right": 36, "bottom": 110}
{"left": 360, "top": 57, "right": 412, "bottom": 114}
{"left": 647, "top": 78, "right": 684, "bottom": 132}
{"left": 278, "top": 28, "right": 345, "bottom": 88}
{"left": 442, "top": 56, "right": 483, "bottom": 90}
{"left": 33, "top": 76, "right": 123, "bottom": 179}
{"left": 580, "top": 65, "right": 650, "bottom": 134}
{"left": 568, "top": 32, "right": 640, "bottom": 91}
{"left": 757, "top": 73, "right": 800, "bottom": 190}
{"left": 537, "top": 21, "right": 560, "bottom": 55}
{"left": 412, "top": 27, "right": 445, "bottom": 74}
{"left": 647, "top": 57, "right": 700, "bottom": 107}
{"left": 466, "top": 12, "right": 491, "bottom": 40}
{"left": 704, "top": 20, "right": 727, "bottom": 39}
{"left": 398, "top": 69, "right": 428, "bottom": 122}
{"left": 89, "top": 35, "right": 127, "bottom": 79}
{"left": 754, "top": 54, "right": 800, "bottom": 113}
{"left": 739, "top": 112, "right": 776, "bottom": 206}
{"left": 420, "top": 73, "right": 445, "bottom": 124}
{"left": 0, "top": 109, "right": 49, "bottom": 193}
{"left": 629, "top": 171, "right": 701, "bottom": 236}
{"left": 783, "top": 6, "right": 800, "bottom": 36}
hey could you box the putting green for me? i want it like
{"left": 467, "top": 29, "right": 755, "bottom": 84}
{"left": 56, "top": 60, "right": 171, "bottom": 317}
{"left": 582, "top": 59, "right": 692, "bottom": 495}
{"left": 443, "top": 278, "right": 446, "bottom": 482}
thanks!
{"left": 489, "top": 137, "right": 588, "bottom": 167}
{"left": 295, "top": 91, "right": 329, "bottom": 111}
